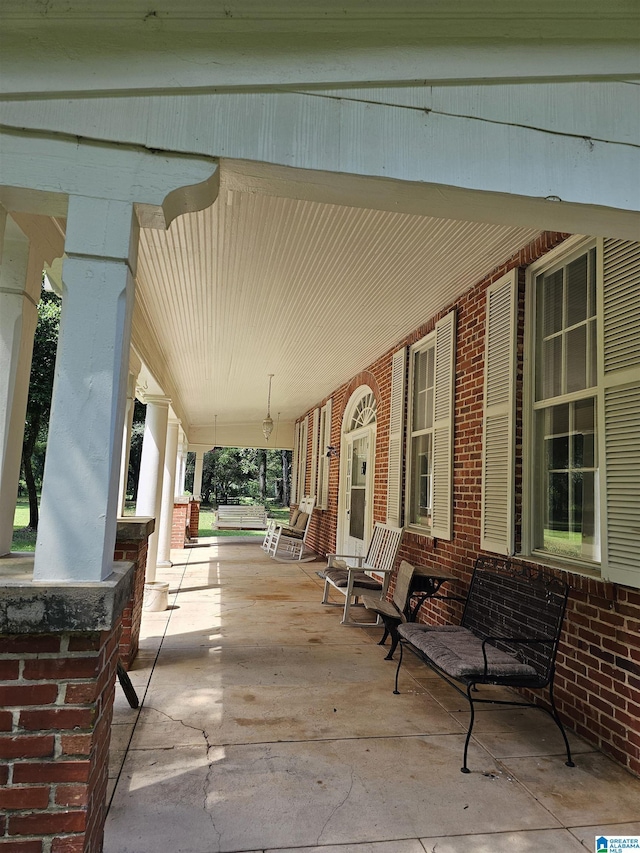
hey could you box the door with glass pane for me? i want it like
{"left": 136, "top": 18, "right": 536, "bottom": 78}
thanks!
{"left": 343, "top": 433, "right": 370, "bottom": 554}
{"left": 338, "top": 388, "right": 377, "bottom": 556}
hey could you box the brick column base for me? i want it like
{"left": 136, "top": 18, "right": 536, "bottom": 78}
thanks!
{"left": 0, "top": 560, "right": 133, "bottom": 853}
{"left": 170, "top": 498, "right": 190, "bottom": 550}
{"left": 114, "top": 518, "right": 154, "bottom": 671}
{"left": 188, "top": 499, "right": 200, "bottom": 540}
{"left": 0, "top": 626, "right": 121, "bottom": 853}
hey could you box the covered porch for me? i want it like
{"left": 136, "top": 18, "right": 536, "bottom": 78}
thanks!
{"left": 1, "top": 3, "right": 639, "bottom": 850}
{"left": 106, "top": 537, "right": 640, "bottom": 852}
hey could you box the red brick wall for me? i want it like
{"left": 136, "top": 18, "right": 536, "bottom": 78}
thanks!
{"left": 299, "top": 231, "right": 640, "bottom": 777}
{"left": 188, "top": 500, "right": 200, "bottom": 539}
{"left": 0, "top": 627, "right": 121, "bottom": 852}
{"left": 171, "top": 502, "right": 189, "bottom": 550}
{"left": 113, "top": 537, "right": 148, "bottom": 671}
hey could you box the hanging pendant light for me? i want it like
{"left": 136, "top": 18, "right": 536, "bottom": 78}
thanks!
{"left": 262, "top": 374, "right": 274, "bottom": 440}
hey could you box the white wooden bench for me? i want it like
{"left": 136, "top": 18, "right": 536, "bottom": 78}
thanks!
{"left": 213, "top": 505, "right": 268, "bottom": 530}
{"left": 320, "top": 522, "right": 403, "bottom": 626}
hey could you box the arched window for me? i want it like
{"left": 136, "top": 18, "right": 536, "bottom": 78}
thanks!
{"left": 346, "top": 390, "right": 377, "bottom": 433}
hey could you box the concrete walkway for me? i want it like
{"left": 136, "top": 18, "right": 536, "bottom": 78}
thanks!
{"left": 105, "top": 540, "right": 640, "bottom": 853}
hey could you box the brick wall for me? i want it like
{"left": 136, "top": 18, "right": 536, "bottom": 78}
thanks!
{"left": 188, "top": 500, "right": 200, "bottom": 539}
{"left": 113, "top": 538, "right": 148, "bottom": 672}
{"left": 299, "top": 231, "right": 640, "bottom": 777}
{"left": 0, "top": 627, "right": 121, "bottom": 852}
{"left": 171, "top": 501, "right": 190, "bottom": 550}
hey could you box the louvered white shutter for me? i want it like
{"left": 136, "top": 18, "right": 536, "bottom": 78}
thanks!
{"left": 310, "top": 408, "right": 320, "bottom": 499}
{"left": 481, "top": 271, "right": 518, "bottom": 555}
{"left": 319, "top": 398, "right": 332, "bottom": 509}
{"left": 599, "top": 239, "right": 640, "bottom": 588}
{"left": 431, "top": 310, "right": 456, "bottom": 540}
{"left": 297, "top": 415, "right": 309, "bottom": 501}
{"left": 386, "top": 347, "right": 407, "bottom": 526}
{"left": 290, "top": 422, "right": 300, "bottom": 504}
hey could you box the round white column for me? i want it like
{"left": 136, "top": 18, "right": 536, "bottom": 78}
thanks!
{"left": 175, "top": 432, "right": 187, "bottom": 496}
{"left": 34, "top": 196, "right": 138, "bottom": 582}
{"left": 156, "top": 420, "right": 180, "bottom": 568}
{"left": 192, "top": 450, "right": 204, "bottom": 500}
{"left": 136, "top": 396, "right": 170, "bottom": 583}
{"left": 0, "top": 225, "right": 39, "bottom": 556}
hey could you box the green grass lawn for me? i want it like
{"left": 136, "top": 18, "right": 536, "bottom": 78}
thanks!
{"left": 12, "top": 497, "right": 37, "bottom": 551}
{"left": 12, "top": 498, "right": 291, "bottom": 551}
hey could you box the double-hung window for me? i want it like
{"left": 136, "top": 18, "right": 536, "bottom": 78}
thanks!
{"left": 409, "top": 339, "right": 435, "bottom": 528}
{"left": 522, "top": 236, "right": 640, "bottom": 588}
{"left": 405, "top": 311, "right": 455, "bottom": 539}
{"left": 531, "top": 243, "right": 599, "bottom": 562}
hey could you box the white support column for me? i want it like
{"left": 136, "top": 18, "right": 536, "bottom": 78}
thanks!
{"left": 180, "top": 448, "right": 188, "bottom": 495}
{"left": 192, "top": 450, "right": 204, "bottom": 500}
{"left": 0, "top": 223, "right": 40, "bottom": 556}
{"left": 156, "top": 420, "right": 180, "bottom": 568}
{"left": 175, "top": 431, "right": 187, "bottom": 496}
{"left": 117, "top": 371, "right": 137, "bottom": 516}
{"left": 135, "top": 396, "right": 170, "bottom": 583}
{"left": 33, "top": 196, "right": 137, "bottom": 582}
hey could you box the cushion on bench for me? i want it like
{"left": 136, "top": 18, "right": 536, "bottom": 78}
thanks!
{"left": 398, "top": 623, "right": 537, "bottom": 679}
{"left": 324, "top": 569, "right": 383, "bottom": 590}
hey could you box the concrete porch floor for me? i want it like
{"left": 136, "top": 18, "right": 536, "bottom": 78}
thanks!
{"left": 105, "top": 540, "right": 640, "bottom": 853}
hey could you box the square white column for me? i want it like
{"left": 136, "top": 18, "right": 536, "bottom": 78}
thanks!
{"left": 0, "top": 225, "right": 40, "bottom": 555}
{"left": 33, "top": 197, "right": 137, "bottom": 582}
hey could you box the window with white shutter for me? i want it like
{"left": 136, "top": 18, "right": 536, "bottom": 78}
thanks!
{"left": 317, "top": 398, "right": 332, "bottom": 509}
{"left": 406, "top": 310, "right": 455, "bottom": 539}
{"left": 387, "top": 347, "right": 406, "bottom": 527}
{"left": 310, "top": 408, "right": 320, "bottom": 500}
{"left": 481, "top": 271, "right": 517, "bottom": 555}
{"left": 524, "top": 236, "right": 640, "bottom": 587}
{"left": 599, "top": 238, "right": 640, "bottom": 587}
{"left": 296, "top": 415, "right": 308, "bottom": 502}
{"left": 290, "top": 422, "right": 300, "bottom": 504}
{"left": 527, "top": 240, "right": 599, "bottom": 563}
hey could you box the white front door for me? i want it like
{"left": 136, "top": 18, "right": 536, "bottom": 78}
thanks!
{"left": 339, "top": 427, "right": 376, "bottom": 556}
{"left": 337, "top": 386, "right": 378, "bottom": 556}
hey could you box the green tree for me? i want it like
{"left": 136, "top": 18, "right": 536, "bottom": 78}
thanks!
{"left": 127, "top": 400, "right": 146, "bottom": 502}
{"left": 21, "top": 288, "right": 61, "bottom": 529}
{"left": 188, "top": 447, "right": 290, "bottom": 506}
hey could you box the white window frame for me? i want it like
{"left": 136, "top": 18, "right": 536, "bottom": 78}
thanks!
{"left": 405, "top": 310, "right": 455, "bottom": 540}
{"left": 386, "top": 347, "right": 407, "bottom": 527}
{"left": 406, "top": 332, "right": 436, "bottom": 533}
{"left": 310, "top": 407, "right": 320, "bottom": 501}
{"left": 290, "top": 421, "right": 301, "bottom": 504}
{"left": 523, "top": 235, "right": 601, "bottom": 570}
{"left": 296, "top": 415, "right": 308, "bottom": 503}
{"left": 317, "top": 398, "right": 332, "bottom": 510}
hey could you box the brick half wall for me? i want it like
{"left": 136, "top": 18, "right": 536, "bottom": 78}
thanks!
{"left": 0, "top": 627, "right": 122, "bottom": 853}
{"left": 114, "top": 517, "right": 154, "bottom": 671}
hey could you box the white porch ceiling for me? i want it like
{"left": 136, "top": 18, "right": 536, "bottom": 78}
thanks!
{"left": 132, "top": 161, "right": 541, "bottom": 448}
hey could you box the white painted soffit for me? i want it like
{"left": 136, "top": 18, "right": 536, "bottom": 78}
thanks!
{"left": 132, "top": 177, "right": 542, "bottom": 448}
{"left": 1, "top": 1, "right": 638, "bottom": 97}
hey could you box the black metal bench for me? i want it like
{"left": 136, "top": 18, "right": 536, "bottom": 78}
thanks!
{"left": 393, "top": 556, "right": 575, "bottom": 773}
